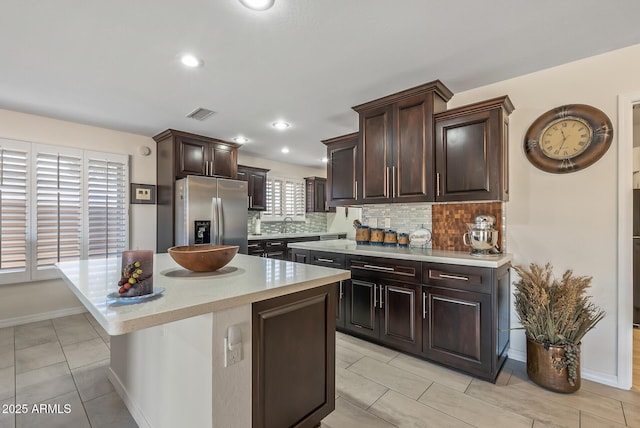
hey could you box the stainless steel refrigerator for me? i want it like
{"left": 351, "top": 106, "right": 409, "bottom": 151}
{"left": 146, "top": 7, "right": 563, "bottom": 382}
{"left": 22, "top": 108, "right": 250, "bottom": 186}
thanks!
{"left": 175, "top": 175, "right": 248, "bottom": 254}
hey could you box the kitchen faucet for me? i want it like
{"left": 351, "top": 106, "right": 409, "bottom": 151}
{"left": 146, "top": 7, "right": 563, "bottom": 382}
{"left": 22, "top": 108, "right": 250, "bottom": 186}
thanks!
{"left": 282, "top": 217, "right": 293, "bottom": 233}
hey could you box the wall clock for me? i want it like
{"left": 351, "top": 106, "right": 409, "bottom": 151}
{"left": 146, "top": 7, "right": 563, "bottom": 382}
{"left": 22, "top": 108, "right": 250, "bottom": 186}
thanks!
{"left": 523, "top": 104, "right": 613, "bottom": 173}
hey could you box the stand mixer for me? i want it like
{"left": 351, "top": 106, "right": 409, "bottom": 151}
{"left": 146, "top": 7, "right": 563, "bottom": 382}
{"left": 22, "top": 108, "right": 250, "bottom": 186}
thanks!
{"left": 463, "top": 214, "right": 501, "bottom": 256}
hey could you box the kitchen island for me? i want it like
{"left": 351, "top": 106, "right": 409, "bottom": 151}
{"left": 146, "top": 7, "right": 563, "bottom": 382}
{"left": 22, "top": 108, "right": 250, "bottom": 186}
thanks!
{"left": 56, "top": 253, "right": 350, "bottom": 428}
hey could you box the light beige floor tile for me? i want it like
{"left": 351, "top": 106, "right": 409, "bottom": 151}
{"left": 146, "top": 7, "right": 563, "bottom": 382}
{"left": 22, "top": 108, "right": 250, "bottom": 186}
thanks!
{"left": 336, "top": 344, "right": 365, "bottom": 367}
{"left": 51, "top": 313, "right": 90, "bottom": 330}
{"left": 511, "top": 378, "right": 625, "bottom": 425}
{"left": 388, "top": 353, "right": 472, "bottom": 392}
{"left": 336, "top": 358, "right": 351, "bottom": 370}
{"left": 580, "top": 411, "right": 627, "bottom": 428}
{"left": 61, "top": 338, "right": 109, "bottom": 370}
{"left": 14, "top": 321, "right": 57, "bottom": 350}
{"left": 0, "top": 342, "right": 14, "bottom": 369}
{"left": 466, "top": 378, "right": 580, "bottom": 427}
{"left": 71, "top": 359, "right": 114, "bottom": 402}
{"left": 0, "top": 396, "right": 15, "bottom": 428}
{"left": 582, "top": 378, "right": 640, "bottom": 407}
{"left": 337, "top": 334, "right": 399, "bottom": 363}
{"left": 504, "top": 358, "right": 529, "bottom": 385}
{"left": 83, "top": 391, "right": 138, "bottom": 428}
{"left": 84, "top": 313, "right": 100, "bottom": 328}
{"left": 348, "top": 356, "right": 431, "bottom": 399}
{"left": 15, "top": 390, "right": 90, "bottom": 428}
{"left": 55, "top": 323, "right": 99, "bottom": 346}
{"left": 15, "top": 341, "right": 65, "bottom": 374}
{"left": 0, "top": 327, "right": 14, "bottom": 347}
{"left": 419, "top": 382, "right": 532, "bottom": 428}
{"left": 15, "top": 362, "right": 76, "bottom": 405}
{"left": 624, "top": 402, "right": 640, "bottom": 427}
{"left": 336, "top": 366, "right": 388, "bottom": 409}
{"left": 370, "top": 389, "right": 473, "bottom": 427}
{"left": 321, "top": 396, "right": 395, "bottom": 428}
{"left": 0, "top": 365, "right": 15, "bottom": 400}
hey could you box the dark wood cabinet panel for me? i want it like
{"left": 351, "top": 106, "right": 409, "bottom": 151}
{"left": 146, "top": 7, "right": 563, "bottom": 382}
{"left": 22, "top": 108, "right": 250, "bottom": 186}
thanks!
{"left": 252, "top": 284, "right": 335, "bottom": 428}
{"left": 348, "top": 279, "right": 378, "bottom": 339}
{"left": 352, "top": 80, "right": 452, "bottom": 205}
{"left": 238, "top": 165, "right": 269, "bottom": 211}
{"left": 154, "top": 129, "right": 240, "bottom": 252}
{"left": 434, "top": 96, "right": 514, "bottom": 202}
{"left": 381, "top": 281, "right": 422, "bottom": 354}
{"left": 322, "top": 133, "right": 359, "bottom": 206}
{"left": 422, "top": 286, "right": 492, "bottom": 377}
{"left": 305, "top": 177, "right": 330, "bottom": 212}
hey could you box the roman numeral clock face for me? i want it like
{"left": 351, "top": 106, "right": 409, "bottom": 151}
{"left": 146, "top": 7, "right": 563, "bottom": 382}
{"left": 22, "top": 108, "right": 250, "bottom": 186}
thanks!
{"left": 524, "top": 104, "right": 613, "bottom": 173}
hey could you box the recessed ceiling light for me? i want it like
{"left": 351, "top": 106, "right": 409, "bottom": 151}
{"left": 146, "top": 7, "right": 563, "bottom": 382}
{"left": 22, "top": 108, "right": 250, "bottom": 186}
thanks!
{"left": 180, "top": 54, "right": 203, "bottom": 68}
{"left": 281, "top": 147, "right": 290, "bottom": 154}
{"left": 321, "top": 157, "right": 328, "bottom": 163}
{"left": 233, "top": 136, "right": 249, "bottom": 144}
{"left": 239, "top": 0, "right": 275, "bottom": 11}
{"left": 272, "top": 121, "right": 290, "bottom": 130}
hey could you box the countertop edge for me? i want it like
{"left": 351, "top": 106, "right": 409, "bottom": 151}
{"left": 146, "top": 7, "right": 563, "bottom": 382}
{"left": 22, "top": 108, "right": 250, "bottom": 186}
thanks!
{"left": 287, "top": 240, "right": 512, "bottom": 268}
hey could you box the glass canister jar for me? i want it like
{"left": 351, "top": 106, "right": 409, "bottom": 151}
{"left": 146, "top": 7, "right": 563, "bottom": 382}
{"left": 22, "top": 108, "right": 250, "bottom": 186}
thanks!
{"left": 383, "top": 230, "right": 397, "bottom": 247}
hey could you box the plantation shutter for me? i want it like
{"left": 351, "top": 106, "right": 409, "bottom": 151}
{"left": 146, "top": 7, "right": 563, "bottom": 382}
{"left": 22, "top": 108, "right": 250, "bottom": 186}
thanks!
{"left": 85, "top": 153, "right": 129, "bottom": 259}
{"left": 33, "top": 145, "right": 82, "bottom": 277}
{"left": 262, "top": 176, "right": 305, "bottom": 221}
{"left": 285, "top": 178, "right": 305, "bottom": 220}
{"left": 0, "top": 140, "right": 29, "bottom": 283}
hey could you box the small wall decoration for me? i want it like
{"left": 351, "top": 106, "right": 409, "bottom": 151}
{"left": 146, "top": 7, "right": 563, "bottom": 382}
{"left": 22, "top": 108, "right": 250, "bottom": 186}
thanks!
{"left": 131, "top": 183, "right": 156, "bottom": 204}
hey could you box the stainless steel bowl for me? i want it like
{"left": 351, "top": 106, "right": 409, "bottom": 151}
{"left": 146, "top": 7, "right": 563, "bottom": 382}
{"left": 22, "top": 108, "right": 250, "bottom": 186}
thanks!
{"left": 463, "top": 228, "right": 499, "bottom": 251}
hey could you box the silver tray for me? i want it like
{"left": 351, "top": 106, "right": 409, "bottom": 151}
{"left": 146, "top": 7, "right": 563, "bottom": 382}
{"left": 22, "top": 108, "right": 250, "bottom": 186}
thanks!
{"left": 107, "top": 287, "right": 165, "bottom": 303}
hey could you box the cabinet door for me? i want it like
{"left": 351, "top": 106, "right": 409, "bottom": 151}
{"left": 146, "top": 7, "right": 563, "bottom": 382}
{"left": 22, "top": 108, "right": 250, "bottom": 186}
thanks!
{"left": 336, "top": 280, "right": 348, "bottom": 330}
{"left": 392, "top": 94, "right": 435, "bottom": 202}
{"left": 323, "top": 133, "right": 359, "bottom": 206}
{"left": 315, "top": 179, "right": 327, "bottom": 212}
{"left": 422, "top": 286, "right": 492, "bottom": 377}
{"left": 346, "top": 279, "right": 378, "bottom": 339}
{"left": 209, "top": 143, "right": 236, "bottom": 178}
{"left": 249, "top": 171, "right": 267, "bottom": 210}
{"left": 177, "top": 137, "right": 207, "bottom": 177}
{"left": 380, "top": 281, "right": 422, "bottom": 354}
{"left": 359, "top": 106, "right": 393, "bottom": 203}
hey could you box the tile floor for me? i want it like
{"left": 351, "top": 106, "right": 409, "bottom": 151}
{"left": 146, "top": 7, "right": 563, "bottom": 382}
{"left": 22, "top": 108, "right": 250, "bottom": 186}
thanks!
{"left": 3, "top": 315, "right": 640, "bottom": 427}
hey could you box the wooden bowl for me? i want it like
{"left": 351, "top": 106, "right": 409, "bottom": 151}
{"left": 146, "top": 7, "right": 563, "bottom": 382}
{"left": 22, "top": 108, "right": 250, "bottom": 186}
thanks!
{"left": 167, "top": 245, "right": 239, "bottom": 272}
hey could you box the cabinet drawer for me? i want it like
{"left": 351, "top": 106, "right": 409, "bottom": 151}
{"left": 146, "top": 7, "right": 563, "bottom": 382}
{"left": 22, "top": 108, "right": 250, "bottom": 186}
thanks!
{"left": 310, "top": 251, "right": 346, "bottom": 269}
{"left": 264, "top": 240, "right": 286, "bottom": 249}
{"left": 348, "top": 256, "right": 421, "bottom": 284}
{"left": 248, "top": 241, "right": 264, "bottom": 256}
{"left": 423, "top": 263, "right": 492, "bottom": 294}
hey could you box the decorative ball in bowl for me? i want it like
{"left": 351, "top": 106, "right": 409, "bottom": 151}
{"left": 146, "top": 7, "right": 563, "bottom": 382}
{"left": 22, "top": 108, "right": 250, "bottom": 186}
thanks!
{"left": 167, "top": 245, "right": 239, "bottom": 272}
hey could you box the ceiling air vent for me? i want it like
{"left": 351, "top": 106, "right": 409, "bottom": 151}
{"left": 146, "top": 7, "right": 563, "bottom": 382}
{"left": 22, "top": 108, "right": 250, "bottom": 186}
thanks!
{"left": 186, "top": 107, "right": 216, "bottom": 121}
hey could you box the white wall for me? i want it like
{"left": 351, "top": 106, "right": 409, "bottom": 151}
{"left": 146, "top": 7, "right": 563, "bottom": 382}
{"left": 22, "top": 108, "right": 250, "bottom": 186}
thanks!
{"left": 0, "top": 109, "right": 156, "bottom": 326}
{"left": 447, "top": 44, "right": 640, "bottom": 386}
{"left": 237, "top": 152, "right": 325, "bottom": 178}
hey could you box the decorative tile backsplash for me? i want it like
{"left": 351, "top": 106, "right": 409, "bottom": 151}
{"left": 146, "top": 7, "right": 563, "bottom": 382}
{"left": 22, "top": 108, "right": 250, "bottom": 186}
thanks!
{"left": 431, "top": 202, "right": 505, "bottom": 252}
{"left": 247, "top": 212, "right": 327, "bottom": 235}
{"left": 362, "top": 203, "right": 433, "bottom": 248}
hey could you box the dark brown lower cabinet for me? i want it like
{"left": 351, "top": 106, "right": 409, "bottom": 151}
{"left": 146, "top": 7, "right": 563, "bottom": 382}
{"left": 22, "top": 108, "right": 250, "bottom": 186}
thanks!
{"left": 422, "top": 286, "right": 492, "bottom": 377}
{"left": 347, "top": 278, "right": 422, "bottom": 354}
{"left": 252, "top": 284, "right": 336, "bottom": 428}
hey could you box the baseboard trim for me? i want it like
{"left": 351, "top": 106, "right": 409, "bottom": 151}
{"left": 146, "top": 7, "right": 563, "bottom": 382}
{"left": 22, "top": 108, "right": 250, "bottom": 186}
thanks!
{"left": 0, "top": 306, "right": 87, "bottom": 328}
{"left": 108, "top": 368, "right": 153, "bottom": 428}
{"left": 508, "top": 348, "right": 622, "bottom": 389}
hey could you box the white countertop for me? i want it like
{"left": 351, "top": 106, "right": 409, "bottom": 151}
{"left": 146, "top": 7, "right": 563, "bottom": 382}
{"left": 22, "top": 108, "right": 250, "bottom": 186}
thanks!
{"left": 287, "top": 239, "right": 512, "bottom": 268}
{"left": 56, "top": 253, "right": 350, "bottom": 336}
{"left": 248, "top": 232, "right": 347, "bottom": 240}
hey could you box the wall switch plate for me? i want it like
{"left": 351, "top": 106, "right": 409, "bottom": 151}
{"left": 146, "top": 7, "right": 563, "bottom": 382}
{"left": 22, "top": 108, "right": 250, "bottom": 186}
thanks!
{"left": 384, "top": 217, "right": 391, "bottom": 228}
{"left": 224, "top": 325, "right": 242, "bottom": 367}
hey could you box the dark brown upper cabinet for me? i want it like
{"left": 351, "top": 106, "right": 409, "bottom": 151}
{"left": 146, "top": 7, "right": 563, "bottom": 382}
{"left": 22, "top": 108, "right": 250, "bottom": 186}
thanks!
{"left": 305, "top": 176, "right": 332, "bottom": 212}
{"left": 237, "top": 165, "right": 269, "bottom": 211}
{"left": 322, "top": 133, "right": 359, "bottom": 207}
{"left": 154, "top": 129, "right": 240, "bottom": 253}
{"left": 434, "top": 96, "right": 514, "bottom": 202}
{"left": 352, "top": 81, "right": 453, "bottom": 204}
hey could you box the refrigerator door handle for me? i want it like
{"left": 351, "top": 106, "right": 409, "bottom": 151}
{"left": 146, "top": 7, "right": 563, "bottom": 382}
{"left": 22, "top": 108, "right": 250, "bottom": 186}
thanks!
{"left": 211, "top": 197, "right": 219, "bottom": 245}
{"left": 217, "top": 197, "right": 224, "bottom": 244}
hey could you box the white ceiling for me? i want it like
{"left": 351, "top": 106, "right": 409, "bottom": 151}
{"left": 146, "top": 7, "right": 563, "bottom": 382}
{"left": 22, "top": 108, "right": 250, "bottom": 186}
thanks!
{"left": 2, "top": 1, "right": 640, "bottom": 167}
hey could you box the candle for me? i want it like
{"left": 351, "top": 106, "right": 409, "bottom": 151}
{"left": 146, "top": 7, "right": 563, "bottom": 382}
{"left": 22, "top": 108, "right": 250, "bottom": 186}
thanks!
{"left": 119, "top": 250, "right": 154, "bottom": 296}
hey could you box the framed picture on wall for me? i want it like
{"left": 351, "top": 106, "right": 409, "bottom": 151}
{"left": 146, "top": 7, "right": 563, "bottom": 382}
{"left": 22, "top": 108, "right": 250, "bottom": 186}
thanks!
{"left": 131, "top": 183, "right": 156, "bottom": 204}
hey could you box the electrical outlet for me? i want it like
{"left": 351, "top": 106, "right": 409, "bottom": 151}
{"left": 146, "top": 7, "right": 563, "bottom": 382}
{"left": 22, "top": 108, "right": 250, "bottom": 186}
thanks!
{"left": 224, "top": 337, "right": 242, "bottom": 367}
{"left": 384, "top": 217, "right": 391, "bottom": 228}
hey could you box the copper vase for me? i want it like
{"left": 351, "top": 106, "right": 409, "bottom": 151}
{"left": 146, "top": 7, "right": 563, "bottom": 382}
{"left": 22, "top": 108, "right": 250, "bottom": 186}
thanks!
{"left": 526, "top": 337, "right": 581, "bottom": 393}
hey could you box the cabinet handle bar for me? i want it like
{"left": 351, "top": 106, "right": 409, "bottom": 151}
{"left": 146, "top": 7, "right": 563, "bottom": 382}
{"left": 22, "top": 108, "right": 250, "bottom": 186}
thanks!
{"left": 317, "top": 258, "right": 335, "bottom": 263}
{"left": 439, "top": 273, "right": 469, "bottom": 281}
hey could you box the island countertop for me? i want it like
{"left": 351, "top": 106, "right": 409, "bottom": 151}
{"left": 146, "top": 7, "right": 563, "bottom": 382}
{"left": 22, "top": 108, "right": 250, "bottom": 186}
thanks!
{"left": 56, "top": 253, "right": 350, "bottom": 335}
{"left": 287, "top": 239, "right": 512, "bottom": 268}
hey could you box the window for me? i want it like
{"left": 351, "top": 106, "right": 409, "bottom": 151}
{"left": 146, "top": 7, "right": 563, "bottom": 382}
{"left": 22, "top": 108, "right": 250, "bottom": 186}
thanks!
{"left": 0, "top": 139, "right": 129, "bottom": 285}
{"left": 262, "top": 176, "right": 305, "bottom": 221}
